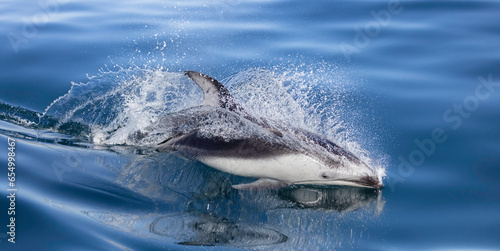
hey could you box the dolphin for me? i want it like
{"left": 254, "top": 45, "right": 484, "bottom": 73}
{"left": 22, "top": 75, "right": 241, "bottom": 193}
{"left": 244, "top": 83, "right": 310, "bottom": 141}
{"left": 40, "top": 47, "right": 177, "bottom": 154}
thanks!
{"left": 150, "top": 71, "right": 383, "bottom": 190}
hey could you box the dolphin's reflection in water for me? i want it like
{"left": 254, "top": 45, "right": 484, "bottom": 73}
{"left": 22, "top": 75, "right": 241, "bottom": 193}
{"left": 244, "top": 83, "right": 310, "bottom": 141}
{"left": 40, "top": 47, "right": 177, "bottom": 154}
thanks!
{"left": 80, "top": 185, "right": 383, "bottom": 247}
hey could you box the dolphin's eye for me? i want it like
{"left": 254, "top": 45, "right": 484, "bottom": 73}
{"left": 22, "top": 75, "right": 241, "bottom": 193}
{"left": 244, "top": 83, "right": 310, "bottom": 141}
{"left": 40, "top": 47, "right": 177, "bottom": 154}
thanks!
{"left": 321, "top": 173, "right": 329, "bottom": 179}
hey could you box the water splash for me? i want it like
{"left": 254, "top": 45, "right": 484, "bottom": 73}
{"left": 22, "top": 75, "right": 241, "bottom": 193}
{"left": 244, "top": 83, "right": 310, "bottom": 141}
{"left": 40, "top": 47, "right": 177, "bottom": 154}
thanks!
{"left": 40, "top": 66, "right": 202, "bottom": 143}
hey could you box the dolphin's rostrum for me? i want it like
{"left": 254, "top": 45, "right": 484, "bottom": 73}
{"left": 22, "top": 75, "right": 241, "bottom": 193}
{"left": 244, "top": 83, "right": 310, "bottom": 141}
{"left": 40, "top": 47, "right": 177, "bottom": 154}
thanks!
{"left": 153, "top": 71, "right": 383, "bottom": 190}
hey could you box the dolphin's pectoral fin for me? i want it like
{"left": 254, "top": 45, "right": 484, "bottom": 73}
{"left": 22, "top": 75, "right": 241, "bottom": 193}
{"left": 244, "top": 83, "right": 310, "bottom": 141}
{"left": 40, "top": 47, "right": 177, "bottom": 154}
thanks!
{"left": 157, "top": 137, "right": 173, "bottom": 146}
{"left": 232, "top": 178, "right": 289, "bottom": 190}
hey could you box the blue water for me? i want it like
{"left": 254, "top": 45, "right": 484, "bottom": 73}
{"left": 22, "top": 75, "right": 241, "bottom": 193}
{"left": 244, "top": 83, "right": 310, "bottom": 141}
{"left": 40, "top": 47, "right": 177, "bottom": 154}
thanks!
{"left": 1, "top": 0, "right": 500, "bottom": 250}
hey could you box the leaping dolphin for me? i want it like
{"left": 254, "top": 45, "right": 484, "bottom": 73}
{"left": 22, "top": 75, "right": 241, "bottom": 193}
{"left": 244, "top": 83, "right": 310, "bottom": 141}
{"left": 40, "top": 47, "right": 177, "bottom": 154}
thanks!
{"left": 146, "top": 71, "right": 383, "bottom": 190}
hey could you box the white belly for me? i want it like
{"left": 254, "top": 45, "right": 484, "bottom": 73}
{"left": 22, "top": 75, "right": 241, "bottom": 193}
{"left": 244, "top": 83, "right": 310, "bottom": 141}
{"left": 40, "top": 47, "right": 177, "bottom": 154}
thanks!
{"left": 200, "top": 154, "right": 327, "bottom": 183}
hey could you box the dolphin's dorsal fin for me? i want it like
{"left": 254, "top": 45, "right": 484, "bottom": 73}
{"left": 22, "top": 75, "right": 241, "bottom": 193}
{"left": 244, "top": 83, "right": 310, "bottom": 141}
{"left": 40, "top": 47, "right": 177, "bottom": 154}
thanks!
{"left": 185, "top": 71, "right": 243, "bottom": 112}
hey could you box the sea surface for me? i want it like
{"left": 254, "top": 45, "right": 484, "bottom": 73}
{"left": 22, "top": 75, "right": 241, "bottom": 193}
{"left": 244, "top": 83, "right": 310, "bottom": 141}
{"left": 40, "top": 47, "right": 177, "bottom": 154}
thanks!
{"left": 1, "top": 0, "right": 500, "bottom": 250}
